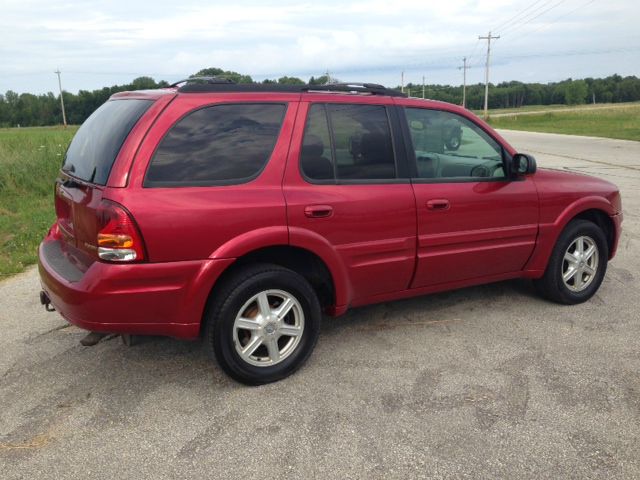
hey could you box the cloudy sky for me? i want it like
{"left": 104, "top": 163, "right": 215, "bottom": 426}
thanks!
{"left": 1, "top": 0, "right": 638, "bottom": 94}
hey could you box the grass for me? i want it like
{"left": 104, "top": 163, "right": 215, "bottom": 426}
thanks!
{"left": 486, "top": 104, "right": 640, "bottom": 141}
{"left": 0, "top": 126, "right": 77, "bottom": 277}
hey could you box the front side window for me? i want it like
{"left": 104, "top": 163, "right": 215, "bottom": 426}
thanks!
{"left": 405, "top": 108, "right": 505, "bottom": 180}
{"left": 300, "top": 103, "right": 396, "bottom": 181}
{"left": 145, "top": 103, "right": 286, "bottom": 187}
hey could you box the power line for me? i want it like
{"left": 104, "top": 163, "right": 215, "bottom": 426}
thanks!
{"left": 479, "top": 32, "right": 500, "bottom": 119}
{"left": 492, "top": 0, "right": 550, "bottom": 33}
{"left": 54, "top": 68, "right": 67, "bottom": 128}
{"left": 499, "top": 0, "right": 568, "bottom": 37}
{"left": 503, "top": 0, "right": 598, "bottom": 45}
{"left": 458, "top": 57, "right": 471, "bottom": 108}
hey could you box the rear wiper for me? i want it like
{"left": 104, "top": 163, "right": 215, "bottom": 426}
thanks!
{"left": 61, "top": 178, "right": 83, "bottom": 189}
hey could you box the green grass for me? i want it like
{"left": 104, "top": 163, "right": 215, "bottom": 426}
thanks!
{"left": 0, "top": 126, "right": 77, "bottom": 277}
{"left": 486, "top": 104, "right": 640, "bottom": 141}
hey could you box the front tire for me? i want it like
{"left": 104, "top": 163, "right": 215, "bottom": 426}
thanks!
{"left": 534, "top": 219, "right": 608, "bottom": 304}
{"left": 204, "top": 264, "right": 321, "bottom": 385}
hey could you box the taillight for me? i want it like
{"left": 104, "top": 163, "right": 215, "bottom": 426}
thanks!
{"left": 96, "top": 200, "right": 145, "bottom": 262}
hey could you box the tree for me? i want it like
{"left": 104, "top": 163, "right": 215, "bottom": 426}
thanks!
{"left": 559, "top": 80, "right": 588, "bottom": 105}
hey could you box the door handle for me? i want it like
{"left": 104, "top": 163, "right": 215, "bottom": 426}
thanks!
{"left": 426, "top": 199, "right": 450, "bottom": 211}
{"left": 304, "top": 205, "right": 333, "bottom": 218}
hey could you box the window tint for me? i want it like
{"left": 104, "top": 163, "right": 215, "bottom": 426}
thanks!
{"left": 145, "top": 103, "right": 286, "bottom": 187}
{"left": 300, "top": 103, "right": 396, "bottom": 181}
{"left": 405, "top": 108, "right": 505, "bottom": 180}
{"left": 300, "top": 104, "right": 334, "bottom": 180}
{"left": 63, "top": 99, "right": 153, "bottom": 185}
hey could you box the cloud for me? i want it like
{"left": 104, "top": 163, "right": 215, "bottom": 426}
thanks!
{"left": 0, "top": 0, "right": 637, "bottom": 93}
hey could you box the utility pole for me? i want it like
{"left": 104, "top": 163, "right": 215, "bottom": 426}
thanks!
{"left": 54, "top": 68, "right": 67, "bottom": 128}
{"left": 458, "top": 57, "right": 471, "bottom": 109}
{"left": 401, "top": 71, "right": 404, "bottom": 94}
{"left": 478, "top": 32, "right": 499, "bottom": 119}
{"left": 422, "top": 75, "right": 425, "bottom": 99}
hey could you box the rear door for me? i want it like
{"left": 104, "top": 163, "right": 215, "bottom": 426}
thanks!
{"left": 284, "top": 99, "right": 417, "bottom": 303}
{"left": 401, "top": 106, "right": 539, "bottom": 287}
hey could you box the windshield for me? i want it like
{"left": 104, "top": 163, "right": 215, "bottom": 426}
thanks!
{"left": 62, "top": 99, "right": 153, "bottom": 185}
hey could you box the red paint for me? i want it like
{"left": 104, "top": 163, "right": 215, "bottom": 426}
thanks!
{"left": 38, "top": 88, "right": 623, "bottom": 339}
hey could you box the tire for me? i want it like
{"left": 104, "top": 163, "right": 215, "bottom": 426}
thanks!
{"left": 534, "top": 219, "right": 608, "bottom": 305}
{"left": 204, "top": 263, "right": 321, "bottom": 385}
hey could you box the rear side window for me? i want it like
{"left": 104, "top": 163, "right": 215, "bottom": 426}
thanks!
{"left": 301, "top": 103, "right": 396, "bottom": 182}
{"left": 63, "top": 99, "right": 153, "bottom": 185}
{"left": 145, "top": 103, "right": 286, "bottom": 187}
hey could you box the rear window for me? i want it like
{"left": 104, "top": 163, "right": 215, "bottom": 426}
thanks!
{"left": 62, "top": 99, "right": 153, "bottom": 185}
{"left": 144, "top": 103, "right": 286, "bottom": 187}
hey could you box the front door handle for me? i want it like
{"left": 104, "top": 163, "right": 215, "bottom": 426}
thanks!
{"left": 304, "top": 205, "right": 333, "bottom": 218}
{"left": 426, "top": 199, "right": 450, "bottom": 211}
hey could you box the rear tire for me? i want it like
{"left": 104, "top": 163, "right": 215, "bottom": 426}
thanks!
{"left": 204, "top": 263, "right": 321, "bottom": 385}
{"left": 534, "top": 219, "right": 608, "bottom": 305}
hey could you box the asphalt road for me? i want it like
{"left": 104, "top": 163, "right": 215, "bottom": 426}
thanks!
{"left": 2, "top": 130, "right": 639, "bottom": 479}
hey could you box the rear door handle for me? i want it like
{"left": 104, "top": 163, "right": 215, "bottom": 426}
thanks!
{"left": 426, "top": 199, "right": 450, "bottom": 211}
{"left": 304, "top": 205, "right": 333, "bottom": 218}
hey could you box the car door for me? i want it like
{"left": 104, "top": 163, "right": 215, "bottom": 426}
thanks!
{"left": 283, "top": 99, "right": 417, "bottom": 304}
{"left": 401, "top": 106, "right": 539, "bottom": 288}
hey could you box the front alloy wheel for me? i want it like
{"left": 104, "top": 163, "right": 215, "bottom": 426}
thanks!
{"left": 534, "top": 219, "right": 608, "bottom": 305}
{"left": 562, "top": 236, "right": 599, "bottom": 292}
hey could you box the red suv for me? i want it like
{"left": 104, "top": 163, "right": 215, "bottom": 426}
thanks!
{"left": 38, "top": 80, "right": 623, "bottom": 384}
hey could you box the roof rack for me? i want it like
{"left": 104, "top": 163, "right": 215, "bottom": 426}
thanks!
{"left": 169, "top": 76, "right": 235, "bottom": 88}
{"left": 175, "top": 80, "right": 406, "bottom": 97}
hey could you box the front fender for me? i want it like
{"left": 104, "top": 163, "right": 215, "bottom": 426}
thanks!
{"left": 524, "top": 196, "right": 616, "bottom": 276}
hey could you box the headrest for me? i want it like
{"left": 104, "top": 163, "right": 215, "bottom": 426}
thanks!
{"left": 302, "top": 134, "right": 325, "bottom": 157}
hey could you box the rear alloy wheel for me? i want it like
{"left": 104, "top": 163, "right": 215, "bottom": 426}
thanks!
{"left": 204, "top": 264, "right": 321, "bottom": 385}
{"left": 534, "top": 219, "right": 608, "bottom": 304}
{"left": 233, "top": 289, "right": 305, "bottom": 367}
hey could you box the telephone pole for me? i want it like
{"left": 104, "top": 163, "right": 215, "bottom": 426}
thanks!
{"left": 458, "top": 57, "right": 471, "bottom": 109}
{"left": 422, "top": 75, "right": 425, "bottom": 99}
{"left": 54, "top": 68, "right": 67, "bottom": 127}
{"left": 478, "top": 32, "right": 499, "bottom": 119}
{"left": 401, "top": 71, "right": 405, "bottom": 94}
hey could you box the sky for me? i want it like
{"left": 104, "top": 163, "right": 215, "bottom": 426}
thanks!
{"left": 1, "top": 0, "right": 638, "bottom": 94}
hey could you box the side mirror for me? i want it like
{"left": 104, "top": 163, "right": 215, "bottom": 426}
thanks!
{"left": 511, "top": 153, "right": 537, "bottom": 177}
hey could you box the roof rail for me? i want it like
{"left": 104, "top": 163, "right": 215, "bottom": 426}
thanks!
{"left": 170, "top": 76, "right": 236, "bottom": 88}
{"left": 175, "top": 81, "right": 406, "bottom": 97}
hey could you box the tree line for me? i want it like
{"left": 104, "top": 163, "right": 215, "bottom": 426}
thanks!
{"left": 1, "top": 68, "right": 638, "bottom": 127}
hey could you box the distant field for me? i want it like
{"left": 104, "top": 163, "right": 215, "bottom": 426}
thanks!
{"left": 474, "top": 102, "right": 640, "bottom": 116}
{"left": 486, "top": 104, "right": 640, "bottom": 141}
{"left": 0, "top": 126, "right": 77, "bottom": 276}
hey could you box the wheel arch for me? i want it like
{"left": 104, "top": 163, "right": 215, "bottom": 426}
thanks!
{"left": 524, "top": 197, "right": 617, "bottom": 276}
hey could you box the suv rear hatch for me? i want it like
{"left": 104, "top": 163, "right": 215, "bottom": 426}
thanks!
{"left": 52, "top": 99, "right": 153, "bottom": 275}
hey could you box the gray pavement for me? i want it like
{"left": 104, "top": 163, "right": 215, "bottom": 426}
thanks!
{"left": 1, "top": 130, "right": 639, "bottom": 479}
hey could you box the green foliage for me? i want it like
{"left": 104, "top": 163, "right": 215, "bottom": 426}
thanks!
{"left": 402, "top": 75, "right": 640, "bottom": 110}
{"left": 0, "top": 126, "right": 77, "bottom": 275}
{"left": 193, "top": 67, "right": 253, "bottom": 83}
{"left": 555, "top": 79, "right": 588, "bottom": 105}
{"left": 1, "top": 71, "right": 640, "bottom": 128}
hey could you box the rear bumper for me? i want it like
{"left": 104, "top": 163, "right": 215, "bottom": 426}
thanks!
{"left": 38, "top": 239, "right": 234, "bottom": 339}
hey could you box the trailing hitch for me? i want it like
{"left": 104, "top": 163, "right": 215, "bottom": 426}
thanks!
{"left": 39, "top": 291, "right": 55, "bottom": 312}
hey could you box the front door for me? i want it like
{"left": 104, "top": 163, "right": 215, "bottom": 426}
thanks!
{"left": 402, "top": 106, "right": 539, "bottom": 288}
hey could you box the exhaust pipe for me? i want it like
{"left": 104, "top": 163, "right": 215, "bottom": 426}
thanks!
{"left": 39, "top": 291, "right": 56, "bottom": 312}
